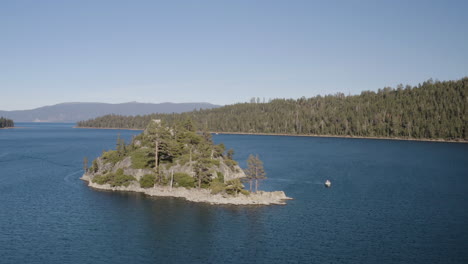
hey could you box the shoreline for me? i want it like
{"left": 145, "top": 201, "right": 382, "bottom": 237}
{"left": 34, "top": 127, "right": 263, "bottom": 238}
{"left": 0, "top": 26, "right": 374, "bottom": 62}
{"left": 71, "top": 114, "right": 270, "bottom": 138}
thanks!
{"left": 74, "top": 126, "right": 467, "bottom": 143}
{"left": 81, "top": 175, "right": 292, "bottom": 206}
{"left": 74, "top": 126, "right": 144, "bottom": 131}
{"left": 210, "top": 131, "right": 467, "bottom": 144}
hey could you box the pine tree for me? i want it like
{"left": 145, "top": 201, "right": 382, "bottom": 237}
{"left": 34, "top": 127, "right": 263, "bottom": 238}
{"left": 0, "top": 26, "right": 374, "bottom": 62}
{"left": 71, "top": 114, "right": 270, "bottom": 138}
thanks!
{"left": 83, "top": 157, "right": 88, "bottom": 173}
{"left": 245, "top": 154, "right": 267, "bottom": 193}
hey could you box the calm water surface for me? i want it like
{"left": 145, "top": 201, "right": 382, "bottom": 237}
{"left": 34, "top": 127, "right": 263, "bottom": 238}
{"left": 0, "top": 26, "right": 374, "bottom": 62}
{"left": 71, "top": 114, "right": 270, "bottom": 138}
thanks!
{"left": 1, "top": 123, "right": 467, "bottom": 264}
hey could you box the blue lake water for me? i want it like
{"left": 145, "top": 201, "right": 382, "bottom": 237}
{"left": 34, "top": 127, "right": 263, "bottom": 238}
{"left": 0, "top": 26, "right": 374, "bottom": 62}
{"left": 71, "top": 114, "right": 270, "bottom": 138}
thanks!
{"left": 1, "top": 123, "right": 467, "bottom": 264}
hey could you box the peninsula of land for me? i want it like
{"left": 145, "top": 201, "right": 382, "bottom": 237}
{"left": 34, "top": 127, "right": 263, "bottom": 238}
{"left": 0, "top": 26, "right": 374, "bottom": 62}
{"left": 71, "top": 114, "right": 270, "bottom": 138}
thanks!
{"left": 81, "top": 119, "right": 291, "bottom": 205}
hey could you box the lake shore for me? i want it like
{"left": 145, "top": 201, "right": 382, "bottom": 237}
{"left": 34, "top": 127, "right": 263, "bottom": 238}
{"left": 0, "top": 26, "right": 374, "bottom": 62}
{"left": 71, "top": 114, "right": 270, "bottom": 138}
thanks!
{"left": 74, "top": 126, "right": 144, "bottom": 131}
{"left": 75, "top": 126, "right": 466, "bottom": 143}
{"left": 81, "top": 174, "right": 292, "bottom": 205}
{"left": 211, "top": 131, "right": 468, "bottom": 144}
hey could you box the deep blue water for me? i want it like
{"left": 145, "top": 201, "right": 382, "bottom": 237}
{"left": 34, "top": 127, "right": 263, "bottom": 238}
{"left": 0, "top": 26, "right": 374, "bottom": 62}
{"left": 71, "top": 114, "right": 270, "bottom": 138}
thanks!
{"left": 1, "top": 123, "right": 467, "bottom": 264}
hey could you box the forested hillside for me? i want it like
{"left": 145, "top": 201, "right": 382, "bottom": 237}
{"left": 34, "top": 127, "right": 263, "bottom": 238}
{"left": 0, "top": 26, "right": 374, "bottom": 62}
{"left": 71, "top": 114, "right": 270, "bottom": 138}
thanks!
{"left": 77, "top": 78, "right": 468, "bottom": 141}
{"left": 0, "top": 117, "right": 14, "bottom": 128}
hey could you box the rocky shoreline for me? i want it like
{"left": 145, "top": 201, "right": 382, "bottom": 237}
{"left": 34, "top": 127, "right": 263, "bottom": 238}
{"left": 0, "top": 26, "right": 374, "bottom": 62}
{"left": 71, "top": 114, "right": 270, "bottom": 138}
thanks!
{"left": 81, "top": 174, "right": 292, "bottom": 205}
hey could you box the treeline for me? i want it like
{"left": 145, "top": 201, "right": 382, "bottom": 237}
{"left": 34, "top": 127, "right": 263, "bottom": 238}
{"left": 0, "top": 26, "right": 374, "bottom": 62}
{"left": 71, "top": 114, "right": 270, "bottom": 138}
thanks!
{"left": 0, "top": 117, "right": 14, "bottom": 128}
{"left": 77, "top": 78, "right": 468, "bottom": 141}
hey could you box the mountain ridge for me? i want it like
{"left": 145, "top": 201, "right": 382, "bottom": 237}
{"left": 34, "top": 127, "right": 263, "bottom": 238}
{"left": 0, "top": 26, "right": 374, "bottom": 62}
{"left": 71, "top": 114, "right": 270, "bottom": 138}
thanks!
{"left": 0, "top": 102, "right": 221, "bottom": 122}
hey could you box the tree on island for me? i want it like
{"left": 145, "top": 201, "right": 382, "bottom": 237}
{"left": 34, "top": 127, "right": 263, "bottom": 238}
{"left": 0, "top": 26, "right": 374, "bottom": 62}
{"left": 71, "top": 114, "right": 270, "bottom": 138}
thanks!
{"left": 83, "top": 157, "right": 88, "bottom": 173}
{"left": 0, "top": 117, "right": 14, "bottom": 128}
{"left": 146, "top": 119, "right": 176, "bottom": 184}
{"left": 116, "top": 134, "right": 127, "bottom": 157}
{"left": 245, "top": 154, "right": 267, "bottom": 193}
{"left": 86, "top": 117, "right": 258, "bottom": 197}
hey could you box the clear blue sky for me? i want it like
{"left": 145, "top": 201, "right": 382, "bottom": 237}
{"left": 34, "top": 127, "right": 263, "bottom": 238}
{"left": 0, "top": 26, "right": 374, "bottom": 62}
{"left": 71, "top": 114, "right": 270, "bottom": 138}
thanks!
{"left": 1, "top": 0, "right": 467, "bottom": 110}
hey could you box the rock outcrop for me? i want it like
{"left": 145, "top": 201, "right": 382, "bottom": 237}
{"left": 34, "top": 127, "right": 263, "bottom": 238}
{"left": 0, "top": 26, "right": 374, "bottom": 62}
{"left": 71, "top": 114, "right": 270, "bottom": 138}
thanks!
{"left": 81, "top": 175, "right": 292, "bottom": 205}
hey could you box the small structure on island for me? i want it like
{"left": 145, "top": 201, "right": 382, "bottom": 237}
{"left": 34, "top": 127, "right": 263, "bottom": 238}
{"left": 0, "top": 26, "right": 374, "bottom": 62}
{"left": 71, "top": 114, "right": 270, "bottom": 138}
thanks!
{"left": 325, "top": 180, "right": 331, "bottom": 188}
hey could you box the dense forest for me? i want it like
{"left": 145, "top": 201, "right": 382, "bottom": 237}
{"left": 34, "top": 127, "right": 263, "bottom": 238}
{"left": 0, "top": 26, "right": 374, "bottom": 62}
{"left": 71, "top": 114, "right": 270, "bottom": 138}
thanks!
{"left": 0, "top": 117, "right": 14, "bottom": 128}
{"left": 77, "top": 78, "right": 468, "bottom": 141}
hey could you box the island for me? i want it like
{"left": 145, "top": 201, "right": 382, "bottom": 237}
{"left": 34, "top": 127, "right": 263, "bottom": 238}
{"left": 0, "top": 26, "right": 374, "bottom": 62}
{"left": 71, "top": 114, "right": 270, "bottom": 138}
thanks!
{"left": 81, "top": 119, "right": 291, "bottom": 205}
{"left": 0, "top": 117, "right": 14, "bottom": 129}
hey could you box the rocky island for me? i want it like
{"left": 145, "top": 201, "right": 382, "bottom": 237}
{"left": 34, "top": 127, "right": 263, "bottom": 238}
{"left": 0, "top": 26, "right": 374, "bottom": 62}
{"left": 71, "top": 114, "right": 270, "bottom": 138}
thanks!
{"left": 0, "top": 117, "right": 14, "bottom": 129}
{"left": 81, "top": 119, "right": 291, "bottom": 205}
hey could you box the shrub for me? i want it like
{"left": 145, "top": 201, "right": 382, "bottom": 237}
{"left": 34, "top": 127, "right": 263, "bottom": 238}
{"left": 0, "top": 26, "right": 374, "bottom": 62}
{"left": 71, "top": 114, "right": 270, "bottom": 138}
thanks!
{"left": 173, "top": 172, "right": 195, "bottom": 188}
{"left": 130, "top": 148, "right": 154, "bottom": 169}
{"left": 102, "top": 150, "right": 121, "bottom": 164}
{"left": 240, "top": 189, "right": 250, "bottom": 196}
{"left": 210, "top": 178, "right": 226, "bottom": 194}
{"left": 224, "top": 179, "right": 245, "bottom": 195}
{"left": 140, "top": 174, "right": 156, "bottom": 188}
{"left": 92, "top": 173, "right": 112, "bottom": 185}
{"left": 91, "top": 168, "right": 136, "bottom": 187}
{"left": 200, "top": 158, "right": 220, "bottom": 167}
{"left": 112, "top": 173, "right": 136, "bottom": 187}
{"left": 89, "top": 159, "right": 99, "bottom": 173}
{"left": 224, "top": 159, "right": 238, "bottom": 169}
{"left": 216, "top": 171, "right": 224, "bottom": 183}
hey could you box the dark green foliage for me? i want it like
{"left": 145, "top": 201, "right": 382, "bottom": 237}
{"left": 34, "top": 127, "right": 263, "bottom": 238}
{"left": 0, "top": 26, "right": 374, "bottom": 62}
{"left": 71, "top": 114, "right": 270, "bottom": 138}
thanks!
{"left": 116, "top": 134, "right": 127, "bottom": 157}
{"left": 0, "top": 117, "right": 14, "bottom": 128}
{"left": 77, "top": 78, "right": 468, "bottom": 141}
{"left": 214, "top": 143, "right": 225, "bottom": 157}
{"left": 101, "top": 150, "right": 121, "bottom": 164}
{"left": 194, "top": 158, "right": 215, "bottom": 188}
{"left": 90, "top": 159, "right": 99, "bottom": 173}
{"left": 113, "top": 173, "right": 136, "bottom": 187}
{"left": 92, "top": 173, "right": 112, "bottom": 185}
{"left": 177, "top": 154, "right": 190, "bottom": 165}
{"left": 209, "top": 177, "right": 249, "bottom": 196}
{"left": 225, "top": 179, "right": 247, "bottom": 195}
{"left": 226, "top": 149, "right": 234, "bottom": 160}
{"left": 216, "top": 171, "right": 224, "bottom": 183}
{"left": 129, "top": 148, "right": 154, "bottom": 169}
{"left": 92, "top": 168, "right": 136, "bottom": 187}
{"left": 173, "top": 172, "right": 195, "bottom": 188}
{"left": 139, "top": 174, "right": 156, "bottom": 188}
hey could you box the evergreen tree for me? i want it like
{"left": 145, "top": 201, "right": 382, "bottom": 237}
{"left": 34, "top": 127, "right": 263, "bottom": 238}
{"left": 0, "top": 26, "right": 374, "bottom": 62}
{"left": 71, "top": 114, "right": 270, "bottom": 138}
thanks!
{"left": 245, "top": 154, "right": 267, "bottom": 193}
{"left": 83, "top": 157, "right": 88, "bottom": 173}
{"left": 116, "top": 134, "right": 126, "bottom": 157}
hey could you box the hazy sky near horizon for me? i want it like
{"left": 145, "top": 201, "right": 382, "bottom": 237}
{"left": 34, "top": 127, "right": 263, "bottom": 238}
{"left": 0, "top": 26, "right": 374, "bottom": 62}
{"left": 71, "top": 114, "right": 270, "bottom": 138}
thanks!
{"left": 1, "top": 0, "right": 467, "bottom": 110}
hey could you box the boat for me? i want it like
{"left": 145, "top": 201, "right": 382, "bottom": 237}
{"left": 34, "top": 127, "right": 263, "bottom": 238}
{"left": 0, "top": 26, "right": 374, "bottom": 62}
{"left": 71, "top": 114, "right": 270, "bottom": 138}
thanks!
{"left": 324, "top": 180, "right": 331, "bottom": 188}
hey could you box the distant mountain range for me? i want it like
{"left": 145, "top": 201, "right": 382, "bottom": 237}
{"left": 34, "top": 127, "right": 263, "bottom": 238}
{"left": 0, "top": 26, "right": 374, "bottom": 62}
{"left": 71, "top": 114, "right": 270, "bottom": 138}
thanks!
{"left": 0, "top": 102, "right": 221, "bottom": 122}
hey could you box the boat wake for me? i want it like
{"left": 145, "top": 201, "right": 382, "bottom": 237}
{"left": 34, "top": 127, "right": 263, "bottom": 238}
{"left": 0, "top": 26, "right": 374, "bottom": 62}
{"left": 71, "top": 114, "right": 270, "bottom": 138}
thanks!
{"left": 63, "top": 170, "right": 83, "bottom": 189}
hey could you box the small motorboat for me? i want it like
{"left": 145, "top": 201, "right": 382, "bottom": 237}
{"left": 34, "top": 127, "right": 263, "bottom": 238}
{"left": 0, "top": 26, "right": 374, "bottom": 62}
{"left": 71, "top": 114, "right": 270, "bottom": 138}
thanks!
{"left": 324, "top": 180, "right": 331, "bottom": 188}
